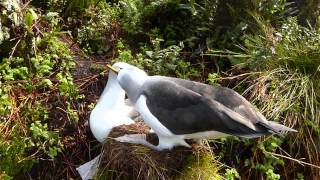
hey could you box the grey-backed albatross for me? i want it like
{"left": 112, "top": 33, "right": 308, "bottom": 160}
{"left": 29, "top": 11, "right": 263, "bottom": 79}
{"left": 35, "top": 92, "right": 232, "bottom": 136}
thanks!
{"left": 109, "top": 62, "right": 297, "bottom": 151}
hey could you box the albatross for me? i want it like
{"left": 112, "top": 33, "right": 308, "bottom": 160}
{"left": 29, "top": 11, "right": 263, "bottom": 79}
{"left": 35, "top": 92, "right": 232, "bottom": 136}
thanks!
{"left": 78, "top": 62, "right": 140, "bottom": 180}
{"left": 89, "top": 62, "right": 139, "bottom": 142}
{"left": 108, "top": 62, "right": 297, "bottom": 151}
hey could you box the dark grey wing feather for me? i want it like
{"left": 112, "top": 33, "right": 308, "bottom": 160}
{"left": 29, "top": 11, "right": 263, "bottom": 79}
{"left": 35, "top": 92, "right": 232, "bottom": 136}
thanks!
{"left": 142, "top": 78, "right": 270, "bottom": 136}
{"left": 152, "top": 76, "right": 296, "bottom": 135}
{"left": 155, "top": 76, "right": 266, "bottom": 124}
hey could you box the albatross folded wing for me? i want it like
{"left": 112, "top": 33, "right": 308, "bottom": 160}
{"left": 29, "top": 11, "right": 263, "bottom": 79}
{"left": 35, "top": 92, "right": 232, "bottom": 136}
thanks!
{"left": 142, "top": 79, "right": 268, "bottom": 137}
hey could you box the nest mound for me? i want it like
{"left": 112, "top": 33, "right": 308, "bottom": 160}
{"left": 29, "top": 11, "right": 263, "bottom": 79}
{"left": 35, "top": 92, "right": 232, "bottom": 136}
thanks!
{"left": 96, "top": 122, "right": 213, "bottom": 180}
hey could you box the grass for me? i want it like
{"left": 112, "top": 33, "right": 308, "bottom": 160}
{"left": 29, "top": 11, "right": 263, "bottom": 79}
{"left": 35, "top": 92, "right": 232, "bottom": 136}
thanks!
{"left": 243, "top": 68, "right": 320, "bottom": 177}
{"left": 96, "top": 122, "right": 221, "bottom": 180}
{"left": 207, "top": 15, "right": 320, "bottom": 178}
{"left": 178, "top": 148, "right": 221, "bottom": 180}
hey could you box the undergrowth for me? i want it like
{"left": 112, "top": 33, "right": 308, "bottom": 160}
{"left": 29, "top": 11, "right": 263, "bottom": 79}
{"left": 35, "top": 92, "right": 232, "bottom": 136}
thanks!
{"left": 1, "top": 0, "right": 320, "bottom": 179}
{"left": 212, "top": 16, "right": 320, "bottom": 179}
{"left": 0, "top": 1, "right": 79, "bottom": 178}
{"left": 77, "top": 2, "right": 120, "bottom": 55}
{"left": 115, "top": 38, "right": 199, "bottom": 79}
{"left": 109, "top": 0, "right": 320, "bottom": 179}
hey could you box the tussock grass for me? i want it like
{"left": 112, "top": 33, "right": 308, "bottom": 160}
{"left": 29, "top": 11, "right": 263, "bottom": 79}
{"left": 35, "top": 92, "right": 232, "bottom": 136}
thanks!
{"left": 243, "top": 67, "right": 320, "bottom": 177}
{"left": 178, "top": 148, "right": 221, "bottom": 180}
{"left": 96, "top": 122, "right": 220, "bottom": 180}
{"left": 208, "top": 16, "right": 320, "bottom": 178}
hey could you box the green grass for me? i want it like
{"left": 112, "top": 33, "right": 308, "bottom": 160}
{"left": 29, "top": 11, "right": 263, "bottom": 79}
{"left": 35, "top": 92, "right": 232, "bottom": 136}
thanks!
{"left": 178, "top": 149, "right": 221, "bottom": 180}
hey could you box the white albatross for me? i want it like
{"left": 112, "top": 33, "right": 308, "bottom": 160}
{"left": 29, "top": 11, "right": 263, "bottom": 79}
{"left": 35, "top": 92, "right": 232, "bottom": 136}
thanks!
{"left": 89, "top": 62, "right": 139, "bottom": 142}
{"left": 109, "top": 62, "right": 297, "bottom": 151}
{"left": 77, "top": 62, "right": 140, "bottom": 180}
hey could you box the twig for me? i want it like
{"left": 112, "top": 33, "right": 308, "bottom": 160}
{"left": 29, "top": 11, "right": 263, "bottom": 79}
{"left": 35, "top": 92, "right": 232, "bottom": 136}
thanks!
{"left": 56, "top": 106, "right": 71, "bottom": 123}
{"left": 76, "top": 69, "right": 109, "bottom": 89}
{"left": 21, "top": 0, "right": 32, "bottom": 10}
{"left": 2, "top": 77, "right": 58, "bottom": 85}
{"left": 201, "top": 53, "right": 251, "bottom": 58}
{"left": 9, "top": 39, "right": 21, "bottom": 60}
{"left": 215, "top": 72, "right": 262, "bottom": 80}
{"left": 33, "top": 22, "right": 44, "bottom": 37}
{"left": 267, "top": 151, "right": 320, "bottom": 169}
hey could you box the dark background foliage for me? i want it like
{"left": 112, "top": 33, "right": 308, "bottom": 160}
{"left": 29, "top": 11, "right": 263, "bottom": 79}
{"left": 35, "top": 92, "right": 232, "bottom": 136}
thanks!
{"left": 0, "top": 0, "right": 319, "bottom": 179}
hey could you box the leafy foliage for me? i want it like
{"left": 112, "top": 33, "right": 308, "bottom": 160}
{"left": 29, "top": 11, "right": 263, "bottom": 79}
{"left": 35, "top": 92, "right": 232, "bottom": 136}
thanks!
{"left": 1, "top": 0, "right": 320, "bottom": 179}
{"left": 0, "top": 1, "right": 77, "bottom": 178}
{"left": 77, "top": 2, "right": 119, "bottom": 54}
{"left": 32, "top": 0, "right": 100, "bottom": 15}
{"left": 116, "top": 39, "right": 199, "bottom": 79}
{"left": 225, "top": 168, "right": 240, "bottom": 180}
{"left": 30, "top": 120, "right": 63, "bottom": 158}
{"left": 0, "top": 133, "right": 36, "bottom": 177}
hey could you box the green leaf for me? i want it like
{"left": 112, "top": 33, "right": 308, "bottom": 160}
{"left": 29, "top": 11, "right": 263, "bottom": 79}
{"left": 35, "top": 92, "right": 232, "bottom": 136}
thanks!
{"left": 24, "top": 8, "right": 38, "bottom": 28}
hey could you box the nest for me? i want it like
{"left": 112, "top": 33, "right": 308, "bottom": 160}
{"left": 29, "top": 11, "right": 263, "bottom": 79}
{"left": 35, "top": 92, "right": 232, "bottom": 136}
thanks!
{"left": 96, "top": 121, "right": 217, "bottom": 180}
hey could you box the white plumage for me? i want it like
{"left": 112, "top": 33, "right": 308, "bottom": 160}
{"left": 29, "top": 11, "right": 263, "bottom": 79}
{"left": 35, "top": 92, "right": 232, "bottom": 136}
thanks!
{"left": 78, "top": 63, "right": 140, "bottom": 180}
{"left": 89, "top": 63, "right": 137, "bottom": 142}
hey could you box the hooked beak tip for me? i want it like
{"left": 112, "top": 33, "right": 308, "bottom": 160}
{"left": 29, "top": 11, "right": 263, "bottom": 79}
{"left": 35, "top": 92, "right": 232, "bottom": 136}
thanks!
{"left": 107, "top": 64, "right": 120, "bottom": 73}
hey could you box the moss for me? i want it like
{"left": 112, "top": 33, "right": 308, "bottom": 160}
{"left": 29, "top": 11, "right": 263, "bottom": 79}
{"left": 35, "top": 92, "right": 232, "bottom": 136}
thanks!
{"left": 177, "top": 148, "right": 221, "bottom": 180}
{"left": 90, "top": 63, "right": 106, "bottom": 74}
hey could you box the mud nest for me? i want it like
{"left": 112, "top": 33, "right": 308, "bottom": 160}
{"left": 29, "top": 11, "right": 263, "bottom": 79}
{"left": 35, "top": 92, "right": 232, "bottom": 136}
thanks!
{"left": 96, "top": 121, "right": 212, "bottom": 180}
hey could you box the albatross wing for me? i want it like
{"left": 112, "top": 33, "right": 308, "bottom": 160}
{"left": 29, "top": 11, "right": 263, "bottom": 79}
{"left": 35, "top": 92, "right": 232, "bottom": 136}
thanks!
{"left": 141, "top": 78, "right": 270, "bottom": 137}
{"left": 157, "top": 77, "right": 266, "bottom": 123}
{"left": 156, "top": 76, "right": 296, "bottom": 136}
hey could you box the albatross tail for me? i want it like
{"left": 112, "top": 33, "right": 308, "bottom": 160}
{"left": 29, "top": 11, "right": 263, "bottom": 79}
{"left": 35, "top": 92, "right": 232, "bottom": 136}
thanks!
{"left": 238, "top": 121, "right": 297, "bottom": 139}
{"left": 258, "top": 121, "right": 297, "bottom": 136}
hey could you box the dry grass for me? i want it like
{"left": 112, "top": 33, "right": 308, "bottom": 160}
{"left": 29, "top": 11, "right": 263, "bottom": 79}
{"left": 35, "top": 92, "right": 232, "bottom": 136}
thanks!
{"left": 96, "top": 122, "right": 220, "bottom": 180}
{"left": 243, "top": 68, "right": 320, "bottom": 178}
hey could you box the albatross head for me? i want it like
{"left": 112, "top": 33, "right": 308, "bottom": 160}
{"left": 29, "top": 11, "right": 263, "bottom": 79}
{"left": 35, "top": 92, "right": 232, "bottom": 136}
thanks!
{"left": 108, "top": 62, "right": 147, "bottom": 76}
{"left": 108, "top": 62, "right": 147, "bottom": 103}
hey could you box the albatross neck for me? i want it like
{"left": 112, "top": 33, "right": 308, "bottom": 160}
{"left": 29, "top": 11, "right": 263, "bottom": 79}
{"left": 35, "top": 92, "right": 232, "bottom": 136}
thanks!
{"left": 118, "top": 69, "right": 147, "bottom": 104}
{"left": 98, "top": 71, "right": 125, "bottom": 108}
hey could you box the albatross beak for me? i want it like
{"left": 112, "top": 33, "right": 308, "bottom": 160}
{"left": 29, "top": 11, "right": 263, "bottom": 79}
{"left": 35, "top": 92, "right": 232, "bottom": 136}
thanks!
{"left": 107, "top": 64, "right": 120, "bottom": 73}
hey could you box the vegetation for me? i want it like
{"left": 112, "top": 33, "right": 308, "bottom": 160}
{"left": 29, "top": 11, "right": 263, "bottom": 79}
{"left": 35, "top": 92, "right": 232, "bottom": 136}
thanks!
{"left": 0, "top": 0, "right": 319, "bottom": 179}
{"left": 179, "top": 149, "right": 221, "bottom": 180}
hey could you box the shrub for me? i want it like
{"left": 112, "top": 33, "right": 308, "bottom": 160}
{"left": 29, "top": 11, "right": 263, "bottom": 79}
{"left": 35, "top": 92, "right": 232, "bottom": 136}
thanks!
{"left": 77, "top": 1, "right": 120, "bottom": 55}
{"left": 0, "top": 2, "right": 77, "bottom": 177}
{"left": 213, "top": 16, "right": 320, "bottom": 178}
